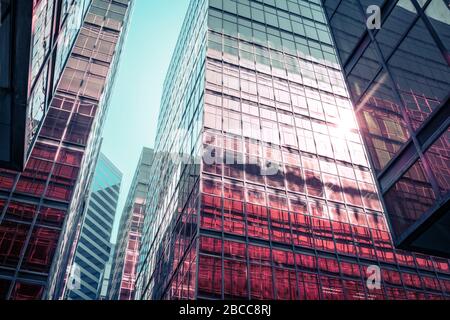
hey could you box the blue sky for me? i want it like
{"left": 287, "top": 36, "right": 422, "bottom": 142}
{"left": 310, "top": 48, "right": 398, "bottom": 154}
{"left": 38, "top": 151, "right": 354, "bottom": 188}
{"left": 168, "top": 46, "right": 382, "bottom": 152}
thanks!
{"left": 101, "top": 0, "right": 190, "bottom": 243}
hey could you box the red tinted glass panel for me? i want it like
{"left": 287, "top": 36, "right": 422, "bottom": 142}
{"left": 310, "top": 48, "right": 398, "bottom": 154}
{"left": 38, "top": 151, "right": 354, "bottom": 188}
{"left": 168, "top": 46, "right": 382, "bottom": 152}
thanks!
{"left": 21, "top": 227, "right": 59, "bottom": 273}
{"left": 223, "top": 199, "right": 245, "bottom": 235}
{"left": 3, "top": 202, "right": 36, "bottom": 222}
{"left": 343, "top": 279, "right": 366, "bottom": 299}
{"left": 31, "top": 143, "right": 57, "bottom": 161}
{"left": 224, "top": 260, "right": 248, "bottom": 299}
{"left": 250, "top": 264, "right": 274, "bottom": 299}
{"left": 320, "top": 276, "right": 345, "bottom": 300}
{"left": 37, "top": 207, "right": 66, "bottom": 228}
{"left": 64, "top": 114, "right": 93, "bottom": 145}
{"left": 246, "top": 204, "right": 269, "bottom": 240}
{"left": 384, "top": 160, "right": 436, "bottom": 236}
{"left": 198, "top": 255, "right": 222, "bottom": 298}
{"left": 274, "top": 268, "right": 298, "bottom": 300}
{"left": 223, "top": 240, "right": 246, "bottom": 260}
{"left": 201, "top": 194, "right": 222, "bottom": 231}
{"left": 0, "top": 171, "right": 17, "bottom": 190}
{"left": 10, "top": 282, "right": 44, "bottom": 300}
{"left": 57, "top": 148, "right": 83, "bottom": 167}
{"left": 298, "top": 273, "right": 320, "bottom": 300}
{"left": 45, "top": 182, "right": 72, "bottom": 201}
{"left": 0, "top": 221, "right": 30, "bottom": 268}
{"left": 200, "top": 236, "right": 222, "bottom": 256}
{"left": 39, "top": 108, "right": 70, "bottom": 140}
{"left": 248, "top": 245, "right": 271, "bottom": 265}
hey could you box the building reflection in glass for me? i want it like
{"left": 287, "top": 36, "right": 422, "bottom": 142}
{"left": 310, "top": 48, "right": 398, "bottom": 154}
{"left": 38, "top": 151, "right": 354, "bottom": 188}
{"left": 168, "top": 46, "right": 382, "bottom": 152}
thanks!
{"left": 324, "top": 0, "right": 450, "bottom": 257}
{"left": 136, "top": 0, "right": 450, "bottom": 301}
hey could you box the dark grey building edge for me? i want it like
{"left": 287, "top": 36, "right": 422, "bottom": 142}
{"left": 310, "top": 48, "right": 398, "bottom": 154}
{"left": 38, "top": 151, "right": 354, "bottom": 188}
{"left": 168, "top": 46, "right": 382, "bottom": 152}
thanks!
{"left": 0, "top": 0, "right": 33, "bottom": 171}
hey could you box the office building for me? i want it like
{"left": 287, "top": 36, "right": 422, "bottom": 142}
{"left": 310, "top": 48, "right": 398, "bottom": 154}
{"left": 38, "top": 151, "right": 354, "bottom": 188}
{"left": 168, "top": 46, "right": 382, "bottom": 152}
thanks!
{"left": 136, "top": 0, "right": 450, "bottom": 300}
{"left": 0, "top": 0, "right": 91, "bottom": 171}
{"left": 65, "top": 153, "right": 122, "bottom": 300}
{"left": 108, "top": 148, "right": 153, "bottom": 300}
{"left": 323, "top": 0, "right": 450, "bottom": 257}
{"left": 0, "top": 0, "right": 133, "bottom": 300}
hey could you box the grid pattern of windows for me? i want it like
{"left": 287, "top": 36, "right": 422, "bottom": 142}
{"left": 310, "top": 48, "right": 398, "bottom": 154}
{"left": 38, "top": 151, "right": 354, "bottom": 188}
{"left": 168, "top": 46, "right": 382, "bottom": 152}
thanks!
{"left": 136, "top": 0, "right": 450, "bottom": 300}
{"left": 324, "top": 0, "right": 450, "bottom": 256}
{"left": 65, "top": 153, "right": 122, "bottom": 300}
{"left": 0, "top": 0, "right": 133, "bottom": 300}
{"left": 136, "top": 0, "right": 208, "bottom": 301}
{"left": 108, "top": 148, "right": 153, "bottom": 300}
{"left": 0, "top": 0, "right": 91, "bottom": 170}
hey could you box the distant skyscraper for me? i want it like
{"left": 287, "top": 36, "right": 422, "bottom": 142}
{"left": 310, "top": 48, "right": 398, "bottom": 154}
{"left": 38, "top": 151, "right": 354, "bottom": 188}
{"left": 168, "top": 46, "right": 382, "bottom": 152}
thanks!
{"left": 108, "top": 148, "right": 153, "bottom": 300}
{"left": 323, "top": 0, "right": 450, "bottom": 258}
{"left": 0, "top": 0, "right": 133, "bottom": 300}
{"left": 0, "top": 0, "right": 91, "bottom": 171}
{"left": 64, "top": 153, "right": 122, "bottom": 300}
{"left": 136, "top": 0, "right": 450, "bottom": 300}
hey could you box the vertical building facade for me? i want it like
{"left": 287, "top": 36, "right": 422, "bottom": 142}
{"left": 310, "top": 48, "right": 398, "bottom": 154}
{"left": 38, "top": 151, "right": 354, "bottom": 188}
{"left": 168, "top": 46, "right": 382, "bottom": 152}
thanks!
{"left": 108, "top": 148, "right": 153, "bottom": 300}
{"left": 323, "top": 0, "right": 450, "bottom": 257}
{"left": 136, "top": 0, "right": 450, "bottom": 300}
{"left": 0, "top": 0, "right": 91, "bottom": 171}
{"left": 0, "top": 0, "right": 133, "bottom": 300}
{"left": 65, "top": 153, "right": 122, "bottom": 300}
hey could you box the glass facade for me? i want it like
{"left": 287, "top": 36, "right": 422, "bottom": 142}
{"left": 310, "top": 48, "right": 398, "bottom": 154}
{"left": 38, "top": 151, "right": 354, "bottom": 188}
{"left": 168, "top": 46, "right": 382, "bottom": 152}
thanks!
{"left": 47, "top": 0, "right": 134, "bottom": 300}
{"left": 108, "top": 148, "right": 153, "bottom": 300}
{"left": 136, "top": 0, "right": 450, "bottom": 301}
{"left": 0, "top": 0, "right": 90, "bottom": 171}
{"left": 0, "top": 0, "right": 133, "bottom": 300}
{"left": 65, "top": 153, "right": 122, "bottom": 300}
{"left": 323, "top": 0, "right": 450, "bottom": 257}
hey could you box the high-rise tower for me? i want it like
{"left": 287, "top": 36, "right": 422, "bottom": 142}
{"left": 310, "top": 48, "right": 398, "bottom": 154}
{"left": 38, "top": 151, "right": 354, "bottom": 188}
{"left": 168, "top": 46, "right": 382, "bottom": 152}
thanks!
{"left": 136, "top": 0, "right": 450, "bottom": 300}
{"left": 108, "top": 148, "right": 153, "bottom": 300}
{"left": 0, "top": 0, "right": 91, "bottom": 171}
{"left": 0, "top": 0, "right": 133, "bottom": 300}
{"left": 323, "top": 0, "right": 450, "bottom": 258}
{"left": 65, "top": 153, "right": 122, "bottom": 300}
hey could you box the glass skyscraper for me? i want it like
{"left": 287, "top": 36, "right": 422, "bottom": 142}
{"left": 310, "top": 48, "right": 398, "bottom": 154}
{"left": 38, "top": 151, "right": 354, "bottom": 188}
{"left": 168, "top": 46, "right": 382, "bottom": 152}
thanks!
{"left": 136, "top": 0, "right": 450, "bottom": 300}
{"left": 108, "top": 148, "right": 153, "bottom": 300}
{"left": 0, "top": 0, "right": 91, "bottom": 171}
{"left": 65, "top": 153, "right": 122, "bottom": 300}
{"left": 323, "top": 0, "right": 450, "bottom": 257}
{"left": 0, "top": 0, "right": 133, "bottom": 300}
